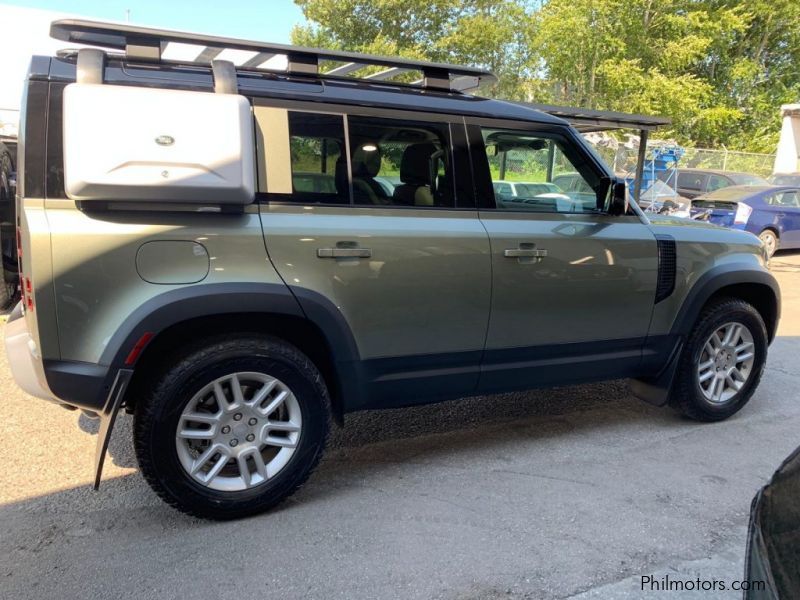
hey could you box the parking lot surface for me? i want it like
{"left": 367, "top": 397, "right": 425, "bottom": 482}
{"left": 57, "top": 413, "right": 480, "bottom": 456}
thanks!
{"left": 1, "top": 251, "right": 798, "bottom": 600}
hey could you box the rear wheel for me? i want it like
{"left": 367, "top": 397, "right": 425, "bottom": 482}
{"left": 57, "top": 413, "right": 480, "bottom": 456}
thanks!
{"left": 134, "top": 334, "right": 331, "bottom": 519}
{"left": 759, "top": 229, "right": 779, "bottom": 258}
{"left": 671, "top": 298, "right": 767, "bottom": 422}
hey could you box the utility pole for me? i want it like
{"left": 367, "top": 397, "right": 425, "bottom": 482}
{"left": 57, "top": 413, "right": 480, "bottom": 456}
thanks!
{"left": 125, "top": 9, "right": 131, "bottom": 22}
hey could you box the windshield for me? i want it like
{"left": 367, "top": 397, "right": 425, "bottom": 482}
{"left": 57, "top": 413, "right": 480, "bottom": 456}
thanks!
{"left": 769, "top": 174, "right": 800, "bottom": 186}
{"left": 729, "top": 173, "right": 769, "bottom": 186}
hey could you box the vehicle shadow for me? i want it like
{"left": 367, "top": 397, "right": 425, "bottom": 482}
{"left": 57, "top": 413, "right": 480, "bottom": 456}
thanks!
{"left": 81, "top": 378, "right": 651, "bottom": 474}
{"left": 6, "top": 378, "right": 686, "bottom": 519}
{"left": 3, "top": 339, "right": 797, "bottom": 527}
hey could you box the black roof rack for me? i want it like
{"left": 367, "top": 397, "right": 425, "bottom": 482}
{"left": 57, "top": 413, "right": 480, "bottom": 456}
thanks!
{"left": 50, "top": 19, "right": 497, "bottom": 92}
{"left": 518, "top": 102, "right": 671, "bottom": 132}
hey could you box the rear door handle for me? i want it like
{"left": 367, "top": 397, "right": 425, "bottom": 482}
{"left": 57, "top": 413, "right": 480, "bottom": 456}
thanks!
{"left": 504, "top": 248, "right": 548, "bottom": 258}
{"left": 504, "top": 243, "right": 548, "bottom": 261}
{"left": 317, "top": 247, "right": 372, "bottom": 258}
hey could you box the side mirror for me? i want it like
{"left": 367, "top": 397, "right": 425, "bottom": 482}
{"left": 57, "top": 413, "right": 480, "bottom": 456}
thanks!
{"left": 598, "top": 176, "right": 629, "bottom": 216}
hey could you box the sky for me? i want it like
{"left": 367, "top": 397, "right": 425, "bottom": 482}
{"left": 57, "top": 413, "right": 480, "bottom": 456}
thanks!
{"left": 1, "top": 1, "right": 306, "bottom": 42}
{"left": 0, "top": 1, "right": 308, "bottom": 123}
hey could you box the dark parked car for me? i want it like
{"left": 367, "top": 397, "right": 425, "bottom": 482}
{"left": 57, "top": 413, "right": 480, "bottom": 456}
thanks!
{"left": 690, "top": 185, "right": 800, "bottom": 256}
{"left": 0, "top": 137, "right": 18, "bottom": 309}
{"left": 677, "top": 169, "right": 769, "bottom": 199}
{"left": 744, "top": 444, "right": 800, "bottom": 599}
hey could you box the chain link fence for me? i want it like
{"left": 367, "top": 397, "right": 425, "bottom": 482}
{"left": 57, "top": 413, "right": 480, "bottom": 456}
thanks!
{"left": 586, "top": 134, "right": 776, "bottom": 180}
{"left": 679, "top": 148, "right": 775, "bottom": 178}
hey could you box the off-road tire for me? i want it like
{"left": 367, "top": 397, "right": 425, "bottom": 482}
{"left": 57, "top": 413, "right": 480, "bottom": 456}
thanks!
{"left": 671, "top": 298, "right": 768, "bottom": 422}
{"left": 133, "top": 334, "right": 331, "bottom": 519}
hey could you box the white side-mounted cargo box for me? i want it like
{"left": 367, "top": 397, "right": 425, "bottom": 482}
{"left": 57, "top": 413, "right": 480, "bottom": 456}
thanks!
{"left": 63, "top": 83, "right": 255, "bottom": 204}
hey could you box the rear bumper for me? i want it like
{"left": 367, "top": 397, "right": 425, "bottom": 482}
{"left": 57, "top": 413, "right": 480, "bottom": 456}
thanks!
{"left": 4, "top": 302, "right": 56, "bottom": 402}
{"left": 4, "top": 302, "right": 112, "bottom": 410}
{"left": 43, "top": 359, "right": 112, "bottom": 411}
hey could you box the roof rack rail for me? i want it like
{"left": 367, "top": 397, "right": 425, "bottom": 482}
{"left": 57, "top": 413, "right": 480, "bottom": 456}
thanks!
{"left": 50, "top": 19, "right": 497, "bottom": 92}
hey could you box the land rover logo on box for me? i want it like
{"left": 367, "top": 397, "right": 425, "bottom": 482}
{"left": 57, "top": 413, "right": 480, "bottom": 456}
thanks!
{"left": 155, "top": 135, "right": 175, "bottom": 146}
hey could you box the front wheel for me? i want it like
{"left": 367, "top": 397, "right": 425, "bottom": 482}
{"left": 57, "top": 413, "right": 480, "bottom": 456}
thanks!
{"left": 134, "top": 335, "right": 331, "bottom": 519}
{"left": 671, "top": 298, "right": 768, "bottom": 422}
{"left": 759, "top": 229, "right": 779, "bottom": 258}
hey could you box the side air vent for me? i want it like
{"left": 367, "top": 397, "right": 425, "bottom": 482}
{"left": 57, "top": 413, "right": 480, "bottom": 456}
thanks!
{"left": 655, "top": 235, "right": 676, "bottom": 303}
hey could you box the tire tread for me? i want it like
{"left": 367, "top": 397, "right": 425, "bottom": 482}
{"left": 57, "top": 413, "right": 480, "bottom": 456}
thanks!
{"left": 133, "top": 334, "right": 331, "bottom": 519}
{"left": 671, "top": 297, "right": 767, "bottom": 422}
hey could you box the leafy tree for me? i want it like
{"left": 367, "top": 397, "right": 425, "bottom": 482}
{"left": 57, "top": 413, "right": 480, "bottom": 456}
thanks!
{"left": 292, "top": 0, "right": 800, "bottom": 153}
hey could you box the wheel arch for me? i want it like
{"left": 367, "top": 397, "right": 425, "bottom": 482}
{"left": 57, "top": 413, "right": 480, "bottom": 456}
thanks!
{"left": 759, "top": 226, "right": 780, "bottom": 239}
{"left": 634, "top": 265, "right": 780, "bottom": 408}
{"left": 761, "top": 223, "right": 781, "bottom": 239}
{"left": 107, "top": 283, "right": 363, "bottom": 424}
{"left": 671, "top": 266, "right": 781, "bottom": 343}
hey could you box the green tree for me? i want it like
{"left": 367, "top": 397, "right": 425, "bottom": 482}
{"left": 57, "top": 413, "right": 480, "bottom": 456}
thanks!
{"left": 292, "top": 0, "right": 800, "bottom": 153}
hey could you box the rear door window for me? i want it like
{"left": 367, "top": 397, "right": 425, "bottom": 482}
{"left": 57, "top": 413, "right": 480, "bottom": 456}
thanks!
{"left": 346, "top": 115, "right": 455, "bottom": 208}
{"left": 768, "top": 190, "right": 800, "bottom": 208}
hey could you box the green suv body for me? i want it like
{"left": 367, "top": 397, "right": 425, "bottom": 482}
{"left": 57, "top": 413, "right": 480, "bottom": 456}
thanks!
{"left": 4, "top": 20, "right": 780, "bottom": 518}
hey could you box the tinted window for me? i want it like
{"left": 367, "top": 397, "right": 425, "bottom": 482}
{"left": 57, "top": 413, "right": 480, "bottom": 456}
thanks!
{"left": 729, "top": 173, "right": 769, "bottom": 186}
{"left": 347, "top": 116, "right": 454, "bottom": 207}
{"left": 767, "top": 190, "right": 800, "bottom": 208}
{"left": 678, "top": 172, "right": 707, "bottom": 191}
{"left": 481, "top": 128, "right": 598, "bottom": 213}
{"left": 770, "top": 174, "right": 800, "bottom": 186}
{"left": 287, "top": 112, "right": 348, "bottom": 204}
{"left": 706, "top": 174, "right": 730, "bottom": 192}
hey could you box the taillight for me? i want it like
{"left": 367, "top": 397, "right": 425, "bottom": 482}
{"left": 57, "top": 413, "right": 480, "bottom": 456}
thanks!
{"left": 734, "top": 203, "right": 752, "bottom": 225}
{"left": 17, "top": 226, "right": 32, "bottom": 311}
{"left": 24, "top": 277, "right": 33, "bottom": 312}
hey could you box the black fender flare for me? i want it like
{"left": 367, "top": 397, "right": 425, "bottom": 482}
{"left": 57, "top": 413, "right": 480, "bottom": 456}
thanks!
{"left": 669, "top": 263, "right": 780, "bottom": 341}
{"left": 89, "top": 282, "right": 364, "bottom": 488}
{"left": 631, "top": 263, "right": 780, "bottom": 407}
{"left": 101, "top": 282, "right": 361, "bottom": 369}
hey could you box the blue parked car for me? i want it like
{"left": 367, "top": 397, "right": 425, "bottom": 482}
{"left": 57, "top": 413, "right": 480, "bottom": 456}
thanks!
{"left": 690, "top": 185, "right": 800, "bottom": 257}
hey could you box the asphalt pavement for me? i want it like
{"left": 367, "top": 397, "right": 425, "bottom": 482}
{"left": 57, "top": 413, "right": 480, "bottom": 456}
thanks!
{"left": 1, "top": 251, "right": 798, "bottom": 600}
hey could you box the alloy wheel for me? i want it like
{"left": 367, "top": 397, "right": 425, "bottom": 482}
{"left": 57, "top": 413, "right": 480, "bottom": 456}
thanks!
{"left": 696, "top": 322, "right": 756, "bottom": 404}
{"left": 175, "top": 372, "right": 302, "bottom": 492}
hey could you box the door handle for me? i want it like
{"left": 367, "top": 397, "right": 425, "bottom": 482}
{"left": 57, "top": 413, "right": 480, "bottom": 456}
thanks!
{"left": 504, "top": 243, "right": 548, "bottom": 262}
{"left": 504, "top": 248, "right": 548, "bottom": 258}
{"left": 317, "top": 247, "right": 372, "bottom": 258}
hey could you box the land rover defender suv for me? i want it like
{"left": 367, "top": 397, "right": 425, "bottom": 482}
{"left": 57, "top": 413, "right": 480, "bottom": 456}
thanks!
{"left": 4, "top": 20, "right": 780, "bottom": 519}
